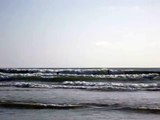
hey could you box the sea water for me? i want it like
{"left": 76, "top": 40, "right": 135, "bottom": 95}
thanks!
{"left": 0, "top": 68, "right": 160, "bottom": 120}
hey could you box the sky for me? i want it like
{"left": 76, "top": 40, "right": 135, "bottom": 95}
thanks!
{"left": 0, "top": 0, "right": 160, "bottom": 68}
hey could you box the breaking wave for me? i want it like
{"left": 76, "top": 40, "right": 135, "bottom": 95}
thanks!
{"left": 0, "top": 68, "right": 160, "bottom": 81}
{"left": 1, "top": 81, "right": 160, "bottom": 91}
{"left": 0, "top": 68, "right": 160, "bottom": 91}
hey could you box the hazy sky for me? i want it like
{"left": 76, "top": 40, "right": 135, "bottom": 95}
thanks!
{"left": 0, "top": 0, "right": 160, "bottom": 68}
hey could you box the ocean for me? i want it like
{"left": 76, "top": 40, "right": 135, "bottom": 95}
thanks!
{"left": 0, "top": 68, "right": 160, "bottom": 120}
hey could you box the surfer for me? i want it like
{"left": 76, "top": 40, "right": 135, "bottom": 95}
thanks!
{"left": 107, "top": 69, "right": 110, "bottom": 75}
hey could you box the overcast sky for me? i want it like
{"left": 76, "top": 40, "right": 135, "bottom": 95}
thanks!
{"left": 0, "top": 0, "right": 160, "bottom": 68}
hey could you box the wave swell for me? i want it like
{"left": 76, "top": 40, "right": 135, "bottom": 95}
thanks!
{"left": 0, "top": 101, "right": 160, "bottom": 114}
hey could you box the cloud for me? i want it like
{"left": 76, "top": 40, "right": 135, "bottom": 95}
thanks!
{"left": 95, "top": 41, "right": 112, "bottom": 47}
{"left": 94, "top": 37, "right": 160, "bottom": 53}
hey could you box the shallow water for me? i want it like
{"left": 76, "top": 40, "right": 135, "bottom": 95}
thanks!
{"left": 0, "top": 86, "right": 160, "bottom": 120}
{"left": 1, "top": 107, "right": 160, "bottom": 120}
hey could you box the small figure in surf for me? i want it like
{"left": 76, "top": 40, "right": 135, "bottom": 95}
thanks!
{"left": 107, "top": 69, "right": 110, "bottom": 75}
{"left": 56, "top": 72, "right": 60, "bottom": 75}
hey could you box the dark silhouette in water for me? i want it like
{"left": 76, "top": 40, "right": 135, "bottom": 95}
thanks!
{"left": 56, "top": 72, "right": 60, "bottom": 75}
{"left": 107, "top": 69, "right": 110, "bottom": 75}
